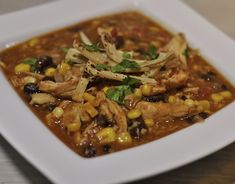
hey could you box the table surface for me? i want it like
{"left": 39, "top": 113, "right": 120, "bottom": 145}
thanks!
{"left": 1, "top": 0, "right": 235, "bottom": 183}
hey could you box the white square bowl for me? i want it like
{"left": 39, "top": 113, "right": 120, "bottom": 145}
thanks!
{"left": 0, "top": 0, "right": 235, "bottom": 183}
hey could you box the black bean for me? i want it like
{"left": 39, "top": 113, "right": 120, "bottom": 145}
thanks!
{"left": 176, "top": 86, "right": 185, "bottom": 91}
{"left": 198, "top": 112, "right": 209, "bottom": 119}
{"left": 24, "top": 83, "right": 40, "bottom": 94}
{"left": 47, "top": 103, "right": 57, "bottom": 111}
{"left": 180, "top": 115, "right": 196, "bottom": 124}
{"left": 42, "top": 76, "right": 55, "bottom": 82}
{"left": 221, "top": 84, "right": 228, "bottom": 90}
{"left": 103, "top": 144, "right": 112, "bottom": 154}
{"left": 114, "top": 36, "right": 124, "bottom": 49}
{"left": 35, "top": 56, "right": 53, "bottom": 72}
{"left": 129, "top": 127, "right": 141, "bottom": 139}
{"left": 160, "top": 66, "right": 166, "bottom": 71}
{"left": 96, "top": 115, "right": 113, "bottom": 127}
{"left": 87, "top": 77, "right": 102, "bottom": 89}
{"left": 83, "top": 145, "right": 96, "bottom": 158}
{"left": 181, "top": 95, "right": 187, "bottom": 100}
{"left": 143, "top": 94, "right": 166, "bottom": 102}
{"left": 128, "top": 118, "right": 147, "bottom": 139}
{"left": 201, "top": 71, "right": 216, "bottom": 81}
{"left": 127, "top": 121, "right": 133, "bottom": 127}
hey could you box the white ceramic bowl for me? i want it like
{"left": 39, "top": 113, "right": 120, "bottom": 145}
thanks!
{"left": 0, "top": 0, "right": 235, "bottom": 183}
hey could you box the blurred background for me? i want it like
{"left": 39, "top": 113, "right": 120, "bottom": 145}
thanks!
{"left": 0, "top": 1, "right": 235, "bottom": 184}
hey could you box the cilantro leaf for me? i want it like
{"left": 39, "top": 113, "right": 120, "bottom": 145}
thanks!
{"left": 23, "top": 58, "right": 37, "bottom": 72}
{"left": 106, "top": 85, "right": 132, "bottom": 104}
{"left": 182, "top": 48, "right": 189, "bottom": 58}
{"left": 83, "top": 43, "right": 100, "bottom": 52}
{"left": 111, "top": 59, "right": 140, "bottom": 73}
{"left": 122, "top": 76, "right": 140, "bottom": 87}
{"left": 122, "top": 51, "right": 131, "bottom": 59}
{"left": 146, "top": 44, "right": 159, "bottom": 60}
{"left": 106, "top": 77, "right": 140, "bottom": 104}
{"left": 95, "top": 64, "right": 111, "bottom": 71}
{"left": 23, "top": 58, "right": 37, "bottom": 65}
{"left": 111, "top": 64, "right": 126, "bottom": 73}
{"left": 121, "top": 59, "right": 139, "bottom": 68}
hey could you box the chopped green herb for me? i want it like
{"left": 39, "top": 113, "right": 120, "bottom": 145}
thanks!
{"left": 122, "top": 76, "right": 140, "bottom": 87}
{"left": 121, "top": 59, "right": 139, "bottom": 68}
{"left": 23, "top": 58, "right": 37, "bottom": 72}
{"left": 95, "top": 64, "right": 111, "bottom": 71}
{"left": 146, "top": 44, "right": 159, "bottom": 60}
{"left": 94, "top": 59, "right": 140, "bottom": 73}
{"left": 106, "top": 85, "right": 132, "bottom": 104}
{"left": 61, "top": 47, "right": 70, "bottom": 53}
{"left": 106, "top": 77, "right": 140, "bottom": 104}
{"left": 182, "top": 48, "right": 189, "bottom": 58}
{"left": 111, "top": 64, "right": 125, "bottom": 73}
{"left": 122, "top": 51, "right": 132, "bottom": 59}
{"left": 83, "top": 43, "right": 100, "bottom": 52}
{"left": 111, "top": 59, "right": 140, "bottom": 73}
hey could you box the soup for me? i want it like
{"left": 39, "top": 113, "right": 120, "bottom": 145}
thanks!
{"left": 0, "top": 11, "right": 234, "bottom": 157}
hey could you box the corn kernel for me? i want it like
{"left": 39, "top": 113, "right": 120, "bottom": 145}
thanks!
{"left": 67, "top": 122, "right": 81, "bottom": 132}
{"left": 14, "top": 63, "right": 31, "bottom": 74}
{"left": 211, "top": 93, "right": 224, "bottom": 102}
{"left": 144, "top": 118, "right": 155, "bottom": 127}
{"left": 23, "top": 76, "right": 37, "bottom": 84}
{"left": 134, "top": 88, "right": 142, "bottom": 98}
{"left": 45, "top": 67, "right": 56, "bottom": 77}
{"left": 28, "top": 38, "right": 39, "bottom": 47}
{"left": 197, "top": 105, "right": 204, "bottom": 112}
{"left": 194, "top": 100, "right": 199, "bottom": 106}
{"left": 117, "top": 132, "right": 132, "bottom": 144}
{"left": 58, "top": 63, "right": 71, "bottom": 74}
{"left": 52, "top": 107, "right": 64, "bottom": 119}
{"left": 184, "top": 99, "right": 195, "bottom": 107}
{"left": 102, "top": 86, "right": 109, "bottom": 94}
{"left": 83, "top": 92, "right": 95, "bottom": 102}
{"left": 141, "top": 84, "right": 153, "bottom": 96}
{"left": 45, "top": 113, "right": 53, "bottom": 125}
{"left": 220, "top": 91, "right": 232, "bottom": 99}
{"left": 127, "top": 109, "right": 142, "bottom": 119}
{"left": 198, "top": 100, "right": 210, "bottom": 110}
{"left": 83, "top": 102, "right": 98, "bottom": 118}
{"left": 73, "top": 132, "right": 81, "bottom": 145}
{"left": 96, "top": 128, "right": 116, "bottom": 144}
{"left": 168, "top": 96, "right": 175, "bottom": 104}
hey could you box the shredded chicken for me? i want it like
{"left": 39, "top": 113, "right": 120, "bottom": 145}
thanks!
{"left": 39, "top": 76, "right": 79, "bottom": 95}
{"left": 165, "top": 33, "right": 187, "bottom": 67}
{"left": 86, "top": 62, "right": 157, "bottom": 85}
{"left": 136, "top": 101, "right": 192, "bottom": 121}
{"left": 106, "top": 99, "right": 128, "bottom": 133}
{"left": 30, "top": 93, "right": 56, "bottom": 105}
{"left": 72, "top": 77, "right": 89, "bottom": 102}
{"left": 79, "top": 31, "right": 92, "bottom": 45}
{"left": 65, "top": 48, "right": 82, "bottom": 63}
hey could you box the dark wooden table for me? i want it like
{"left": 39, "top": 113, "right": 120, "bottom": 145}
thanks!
{"left": 1, "top": 0, "right": 235, "bottom": 183}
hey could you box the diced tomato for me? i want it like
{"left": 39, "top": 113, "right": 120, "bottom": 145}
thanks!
{"left": 198, "top": 86, "right": 213, "bottom": 99}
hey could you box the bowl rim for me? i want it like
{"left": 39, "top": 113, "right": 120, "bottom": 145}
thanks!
{"left": 0, "top": 0, "right": 235, "bottom": 183}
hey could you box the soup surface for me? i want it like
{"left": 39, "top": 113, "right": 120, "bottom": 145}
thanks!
{"left": 0, "top": 11, "right": 234, "bottom": 157}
